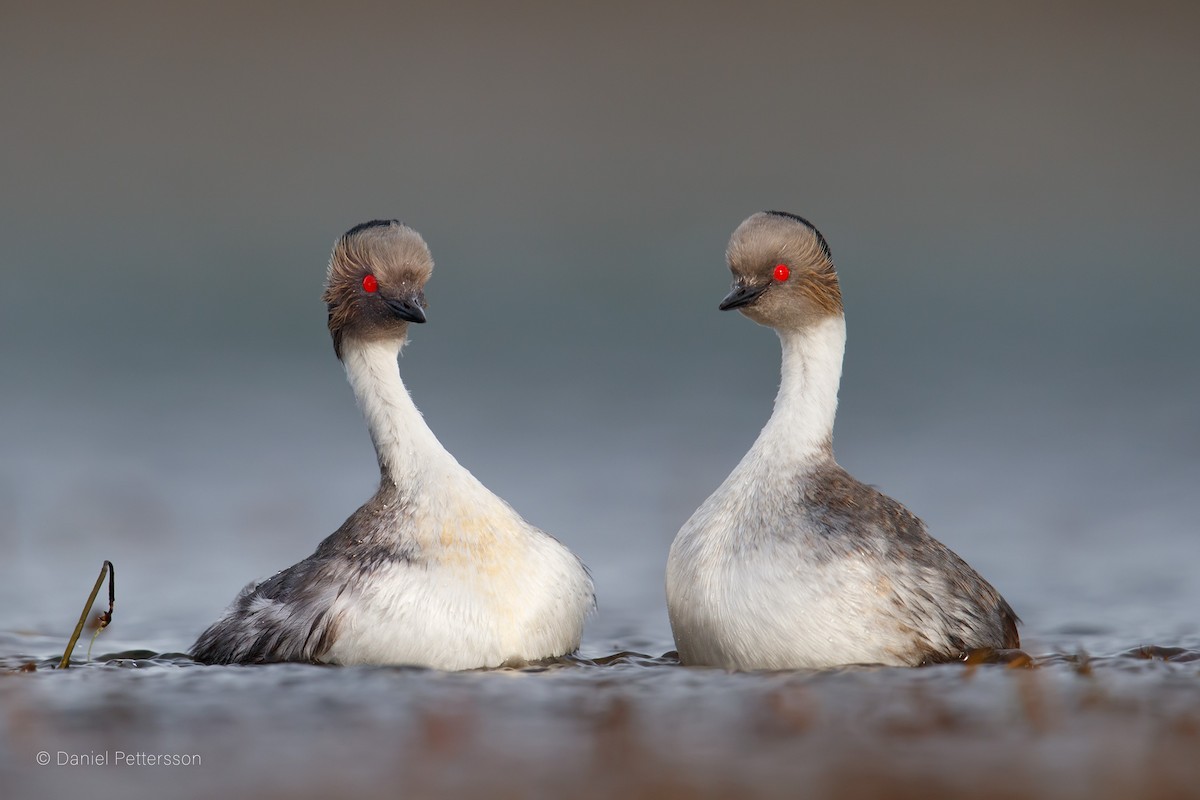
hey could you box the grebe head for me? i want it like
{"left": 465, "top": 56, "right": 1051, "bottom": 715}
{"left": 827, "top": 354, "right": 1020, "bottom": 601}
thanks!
{"left": 324, "top": 219, "right": 433, "bottom": 359}
{"left": 719, "top": 211, "right": 842, "bottom": 331}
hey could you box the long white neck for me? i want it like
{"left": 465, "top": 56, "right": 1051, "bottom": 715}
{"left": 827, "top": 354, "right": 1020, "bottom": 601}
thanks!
{"left": 751, "top": 314, "right": 846, "bottom": 465}
{"left": 341, "top": 337, "right": 457, "bottom": 487}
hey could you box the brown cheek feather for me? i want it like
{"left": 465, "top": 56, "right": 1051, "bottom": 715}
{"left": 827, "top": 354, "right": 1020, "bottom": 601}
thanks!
{"left": 798, "top": 266, "right": 843, "bottom": 316}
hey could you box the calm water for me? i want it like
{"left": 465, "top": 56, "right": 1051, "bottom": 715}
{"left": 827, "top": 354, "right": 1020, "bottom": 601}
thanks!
{"left": 3, "top": 646, "right": 1199, "bottom": 799}
{"left": 3, "top": 353, "right": 1199, "bottom": 799}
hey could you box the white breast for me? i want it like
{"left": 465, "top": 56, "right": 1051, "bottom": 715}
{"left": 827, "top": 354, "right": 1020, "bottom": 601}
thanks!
{"left": 666, "top": 472, "right": 925, "bottom": 670}
{"left": 322, "top": 478, "right": 593, "bottom": 669}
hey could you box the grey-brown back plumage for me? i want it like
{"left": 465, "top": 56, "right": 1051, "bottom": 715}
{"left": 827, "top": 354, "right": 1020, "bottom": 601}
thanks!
{"left": 797, "top": 461, "right": 1019, "bottom": 662}
{"left": 191, "top": 484, "right": 418, "bottom": 664}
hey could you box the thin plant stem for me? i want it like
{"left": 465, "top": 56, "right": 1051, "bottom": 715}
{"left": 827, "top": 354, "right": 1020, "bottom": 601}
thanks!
{"left": 57, "top": 561, "right": 115, "bottom": 669}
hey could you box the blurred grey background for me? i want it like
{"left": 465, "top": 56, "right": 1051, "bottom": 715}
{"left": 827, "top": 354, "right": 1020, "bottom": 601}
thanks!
{"left": 2, "top": 1, "right": 1197, "bottom": 655}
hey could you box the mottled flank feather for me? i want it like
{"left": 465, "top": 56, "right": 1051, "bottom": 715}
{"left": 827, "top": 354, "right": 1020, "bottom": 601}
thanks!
{"left": 799, "top": 462, "right": 1021, "bottom": 662}
{"left": 191, "top": 574, "right": 341, "bottom": 665}
{"left": 191, "top": 486, "right": 417, "bottom": 664}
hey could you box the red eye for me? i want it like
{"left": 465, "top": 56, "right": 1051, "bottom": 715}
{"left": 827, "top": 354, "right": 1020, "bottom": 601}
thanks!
{"left": 362, "top": 274, "right": 378, "bottom": 293}
{"left": 773, "top": 264, "right": 790, "bottom": 282}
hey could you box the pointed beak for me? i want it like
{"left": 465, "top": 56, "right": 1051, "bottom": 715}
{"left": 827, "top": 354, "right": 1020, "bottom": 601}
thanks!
{"left": 719, "top": 281, "right": 769, "bottom": 311}
{"left": 383, "top": 293, "right": 427, "bottom": 323}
